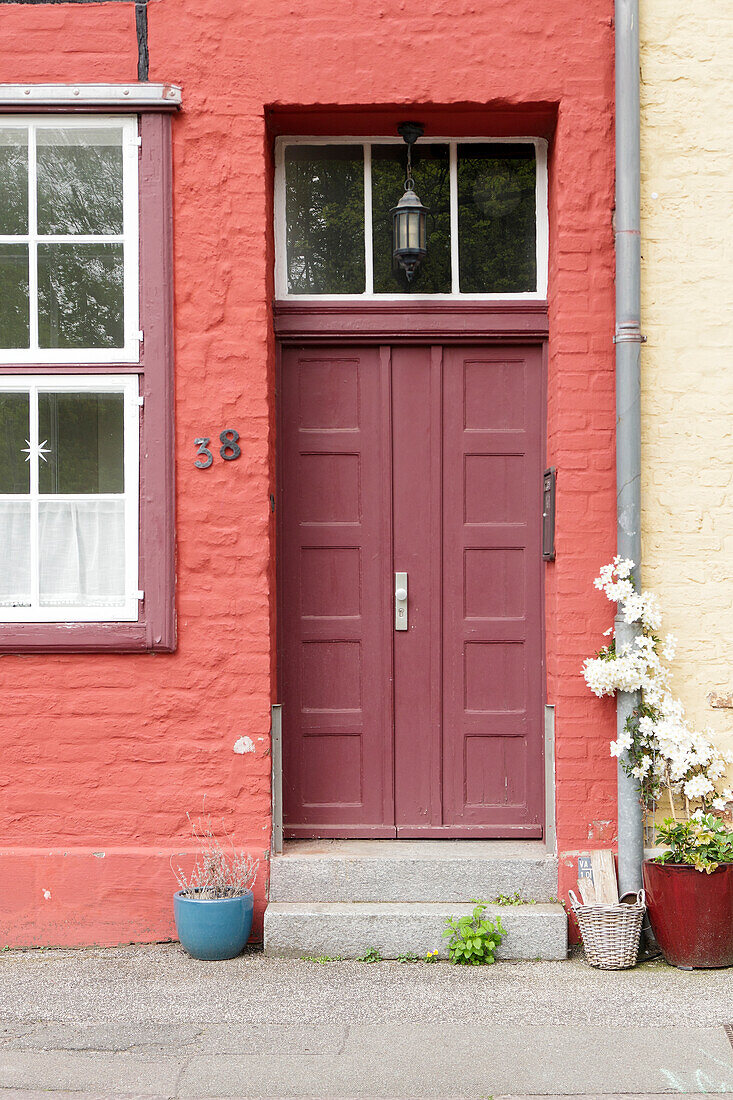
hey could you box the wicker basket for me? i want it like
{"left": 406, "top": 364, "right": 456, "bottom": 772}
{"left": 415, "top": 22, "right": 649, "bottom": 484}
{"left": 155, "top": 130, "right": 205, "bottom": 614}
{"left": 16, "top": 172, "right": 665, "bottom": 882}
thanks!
{"left": 569, "top": 889, "right": 646, "bottom": 970}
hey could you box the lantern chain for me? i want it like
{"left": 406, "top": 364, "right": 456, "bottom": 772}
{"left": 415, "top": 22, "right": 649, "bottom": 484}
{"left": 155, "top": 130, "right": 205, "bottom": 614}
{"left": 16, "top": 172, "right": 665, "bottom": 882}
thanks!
{"left": 405, "top": 141, "right": 414, "bottom": 191}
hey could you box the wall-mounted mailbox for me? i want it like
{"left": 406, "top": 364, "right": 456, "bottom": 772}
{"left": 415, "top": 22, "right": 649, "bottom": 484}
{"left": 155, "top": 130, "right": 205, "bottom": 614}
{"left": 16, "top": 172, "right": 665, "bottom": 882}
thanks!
{"left": 542, "top": 467, "right": 556, "bottom": 561}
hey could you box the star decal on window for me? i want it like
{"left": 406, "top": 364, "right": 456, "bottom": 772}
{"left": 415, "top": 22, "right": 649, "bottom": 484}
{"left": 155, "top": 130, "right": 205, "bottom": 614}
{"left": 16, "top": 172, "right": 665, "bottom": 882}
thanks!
{"left": 21, "top": 439, "right": 52, "bottom": 464}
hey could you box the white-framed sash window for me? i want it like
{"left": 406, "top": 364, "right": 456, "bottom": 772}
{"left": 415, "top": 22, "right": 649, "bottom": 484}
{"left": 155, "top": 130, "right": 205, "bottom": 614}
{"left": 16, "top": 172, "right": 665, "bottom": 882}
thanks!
{"left": 0, "top": 114, "right": 140, "bottom": 364}
{"left": 0, "top": 374, "right": 140, "bottom": 622}
{"left": 274, "top": 136, "right": 549, "bottom": 300}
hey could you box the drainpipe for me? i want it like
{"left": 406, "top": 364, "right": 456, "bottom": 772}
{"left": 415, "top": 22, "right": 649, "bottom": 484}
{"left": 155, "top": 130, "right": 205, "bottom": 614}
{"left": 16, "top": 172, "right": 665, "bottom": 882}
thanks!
{"left": 614, "top": 0, "right": 645, "bottom": 896}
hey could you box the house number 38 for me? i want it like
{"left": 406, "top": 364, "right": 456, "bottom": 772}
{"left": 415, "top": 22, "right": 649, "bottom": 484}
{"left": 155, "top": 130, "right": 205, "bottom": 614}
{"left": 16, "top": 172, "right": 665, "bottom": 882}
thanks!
{"left": 194, "top": 430, "right": 241, "bottom": 468}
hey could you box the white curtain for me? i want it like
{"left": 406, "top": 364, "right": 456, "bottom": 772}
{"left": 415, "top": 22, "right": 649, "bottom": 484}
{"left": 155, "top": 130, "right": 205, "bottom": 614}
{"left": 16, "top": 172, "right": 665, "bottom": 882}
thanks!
{"left": 39, "top": 500, "right": 125, "bottom": 607}
{"left": 0, "top": 501, "right": 31, "bottom": 606}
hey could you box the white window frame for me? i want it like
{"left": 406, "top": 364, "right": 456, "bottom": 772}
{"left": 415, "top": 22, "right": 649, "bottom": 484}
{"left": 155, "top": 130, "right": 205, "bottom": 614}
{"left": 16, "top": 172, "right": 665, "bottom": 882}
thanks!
{"left": 0, "top": 114, "right": 140, "bottom": 364}
{"left": 0, "top": 373, "right": 140, "bottom": 623}
{"left": 274, "top": 135, "right": 549, "bottom": 301}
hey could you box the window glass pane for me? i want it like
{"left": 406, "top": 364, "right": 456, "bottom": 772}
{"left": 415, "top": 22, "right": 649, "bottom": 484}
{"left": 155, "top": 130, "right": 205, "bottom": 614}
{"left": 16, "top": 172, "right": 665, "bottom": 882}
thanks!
{"left": 38, "top": 243, "right": 124, "bottom": 349}
{"left": 39, "top": 499, "right": 125, "bottom": 607}
{"left": 36, "top": 127, "right": 124, "bottom": 236}
{"left": 0, "top": 129, "right": 28, "bottom": 235}
{"left": 371, "top": 143, "right": 451, "bottom": 294}
{"left": 0, "top": 244, "right": 30, "bottom": 349}
{"left": 285, "top": 145, "right": 365, "bottom": 294}
{"left": 458, "top": 144, "right": 536, "bottom": 293}
{"left": 0, "top": 392, "right": 30, "bottom": 494}
{"left": 0, "top": 501, "right": 30, "bottom": 607}
{"left": 39, "top": 391, "right": 124, "bottom": 494}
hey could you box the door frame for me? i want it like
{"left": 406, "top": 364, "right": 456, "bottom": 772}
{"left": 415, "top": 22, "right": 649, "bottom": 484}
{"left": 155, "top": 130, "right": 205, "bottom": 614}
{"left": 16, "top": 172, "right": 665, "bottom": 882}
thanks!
{"left": 274, "top": 300, "right": 550, "bottom": 839}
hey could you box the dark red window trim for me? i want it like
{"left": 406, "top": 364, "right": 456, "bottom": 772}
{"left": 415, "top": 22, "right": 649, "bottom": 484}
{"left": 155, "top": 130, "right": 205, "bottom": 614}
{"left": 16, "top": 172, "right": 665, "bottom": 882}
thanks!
{"left": 0, "top": 112, "right": 176, "bottom": 654}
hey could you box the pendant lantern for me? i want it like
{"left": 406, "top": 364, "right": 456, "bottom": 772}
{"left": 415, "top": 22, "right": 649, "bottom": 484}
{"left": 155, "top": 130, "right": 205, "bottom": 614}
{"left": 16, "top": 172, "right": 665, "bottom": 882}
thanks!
{"left": 391, "top": 122, "right": 428, "bottom": 283}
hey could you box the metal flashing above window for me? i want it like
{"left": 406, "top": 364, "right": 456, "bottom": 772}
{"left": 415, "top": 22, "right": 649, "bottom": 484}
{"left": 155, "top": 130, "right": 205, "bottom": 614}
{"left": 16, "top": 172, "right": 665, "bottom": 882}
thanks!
{"left": 0, "top": 84, "right": 181, "bottom": 111}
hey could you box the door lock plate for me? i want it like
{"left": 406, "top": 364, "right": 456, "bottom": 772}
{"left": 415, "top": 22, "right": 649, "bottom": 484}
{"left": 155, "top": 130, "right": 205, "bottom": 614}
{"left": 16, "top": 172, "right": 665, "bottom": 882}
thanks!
{"left": 395, "top": 572, "right": 408, "bottom": 631}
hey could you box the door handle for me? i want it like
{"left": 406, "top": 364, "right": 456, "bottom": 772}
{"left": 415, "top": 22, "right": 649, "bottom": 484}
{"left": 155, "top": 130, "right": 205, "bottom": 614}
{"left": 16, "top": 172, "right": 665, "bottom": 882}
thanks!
{"left": 395, "top": 572, "right": 408, "bottom": 631}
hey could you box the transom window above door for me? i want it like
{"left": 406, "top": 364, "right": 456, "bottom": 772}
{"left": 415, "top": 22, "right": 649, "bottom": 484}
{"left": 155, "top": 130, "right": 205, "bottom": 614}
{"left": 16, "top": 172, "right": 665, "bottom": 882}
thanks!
{"left": 275, "top": 138, "right": 548, "bottom": 299}
{"left": 0, "top": 116, "right": 139, "bottom": 363}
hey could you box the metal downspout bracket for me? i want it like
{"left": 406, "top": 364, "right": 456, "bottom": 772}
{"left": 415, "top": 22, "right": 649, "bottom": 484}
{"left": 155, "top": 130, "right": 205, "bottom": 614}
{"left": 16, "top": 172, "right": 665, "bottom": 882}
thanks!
{"left": 615, "top": 0, "right": 645, "bottom": 897}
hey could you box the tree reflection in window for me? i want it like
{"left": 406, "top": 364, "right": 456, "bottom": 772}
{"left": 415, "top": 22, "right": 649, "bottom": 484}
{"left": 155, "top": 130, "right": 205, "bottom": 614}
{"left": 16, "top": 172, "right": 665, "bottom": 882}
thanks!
{"left": 37, "top": 128, "right": 124, "bottom": 236}
{"left": 285, "top": 145, "right": 365, "bottom": 294}
{"left": 458, "top": 144, "right": 536, "bottom": 293}
{"left": 38, "top": 244, "right": 124, "bottom": 349}
{"left": 0, "top": 129, "right": 28, "bottom": 235}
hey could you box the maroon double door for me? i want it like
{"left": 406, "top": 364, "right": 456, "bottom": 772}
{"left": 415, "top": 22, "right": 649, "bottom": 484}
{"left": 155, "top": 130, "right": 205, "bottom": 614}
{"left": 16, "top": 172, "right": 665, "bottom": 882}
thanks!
{"left": 278, "top": 342, "right": 544, "bottom": 838}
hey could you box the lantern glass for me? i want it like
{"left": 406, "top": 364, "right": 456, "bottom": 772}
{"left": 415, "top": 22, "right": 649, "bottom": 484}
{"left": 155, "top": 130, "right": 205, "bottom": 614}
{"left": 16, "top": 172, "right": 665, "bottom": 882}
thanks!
{"left": 407, "top": 211, "right": 420, "bottom": 249}
{"left": 397, "top": 211, "right": 408, "bottom": 251}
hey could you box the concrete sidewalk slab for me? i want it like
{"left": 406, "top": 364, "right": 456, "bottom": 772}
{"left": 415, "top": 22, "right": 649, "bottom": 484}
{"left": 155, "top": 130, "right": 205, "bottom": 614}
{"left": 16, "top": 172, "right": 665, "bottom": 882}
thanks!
{"left": 1, "top": 1095, "right": 732, "bottom": 1100}
{"left": 0, "top": 1023, "right": 731, "bottom": 1097}
{"left": 175, "top": 1024, "right": 733, "bottom": 1098}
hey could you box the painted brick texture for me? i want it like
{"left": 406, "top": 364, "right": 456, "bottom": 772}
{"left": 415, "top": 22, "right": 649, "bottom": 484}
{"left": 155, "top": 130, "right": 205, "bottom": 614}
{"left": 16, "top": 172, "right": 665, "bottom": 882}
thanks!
{"left": 0, "top": 0, "right": 615, "bottom": 945}
{"left": 639, "top": 2, "right": 733, "bottom": 788}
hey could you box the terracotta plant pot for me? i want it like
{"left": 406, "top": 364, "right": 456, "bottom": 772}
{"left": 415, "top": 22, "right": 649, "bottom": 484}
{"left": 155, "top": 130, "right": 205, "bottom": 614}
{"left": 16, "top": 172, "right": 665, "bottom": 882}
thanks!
{"left": 642, "top": 859, "right": 733, "bottom": 969}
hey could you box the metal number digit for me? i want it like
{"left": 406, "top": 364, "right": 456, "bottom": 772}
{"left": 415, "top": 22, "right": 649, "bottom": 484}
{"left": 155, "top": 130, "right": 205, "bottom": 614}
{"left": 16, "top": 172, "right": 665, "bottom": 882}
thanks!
{"left": 219, "top": 429, "right": 241, "bottom": 461}
{"left": 194, "top": 437, "right": 213, "bottom": 469}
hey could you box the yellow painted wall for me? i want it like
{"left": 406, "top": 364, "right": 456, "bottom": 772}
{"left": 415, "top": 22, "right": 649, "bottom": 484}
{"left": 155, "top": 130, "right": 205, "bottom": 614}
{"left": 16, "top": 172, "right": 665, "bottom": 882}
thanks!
{"left": 640, "top": 2, "right": 733, "bottom": 784}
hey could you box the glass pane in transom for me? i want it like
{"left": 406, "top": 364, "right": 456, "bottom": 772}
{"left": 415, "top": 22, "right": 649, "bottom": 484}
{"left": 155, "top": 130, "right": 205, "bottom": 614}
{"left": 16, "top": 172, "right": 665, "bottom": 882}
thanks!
{"left": 36, "top": 127, "right": 124, "bottom": 236}
{"left": 0, "top": 244, "right": 30, "bottom": 348}
{"left": 0, "top": 391, "right": 30, "bottom": 494}
{"left": 285, "top": 145, "right": 365, "bottom": 294}
{"left": 371, "top": 143, "right": 450, "bottom": 294}
{"left": 37, "top": 243, "right": 124, "bottom": 349}
{"left": 38, "top": 390, "right": 125, "bottom": 494}
{"left": 0, "top": 128, "right": 28, "bottom": 235}
{"left": 457, "top": 144, "right": 536, "bottom": 293}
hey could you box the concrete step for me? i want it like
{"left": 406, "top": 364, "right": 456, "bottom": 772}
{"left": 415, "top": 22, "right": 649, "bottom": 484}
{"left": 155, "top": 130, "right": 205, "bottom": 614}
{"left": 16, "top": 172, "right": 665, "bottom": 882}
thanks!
{"left": 269, "top": 839, "right": 558, "bottom": 903}
{"left": 263, "top": 900, "right": 568, "bottom": 960}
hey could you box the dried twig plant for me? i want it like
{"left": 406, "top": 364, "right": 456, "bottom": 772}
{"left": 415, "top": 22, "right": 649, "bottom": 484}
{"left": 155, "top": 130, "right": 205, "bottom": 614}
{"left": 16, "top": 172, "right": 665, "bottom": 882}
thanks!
{"left": 172, "top": 813, "right": 258, "bottom": 900}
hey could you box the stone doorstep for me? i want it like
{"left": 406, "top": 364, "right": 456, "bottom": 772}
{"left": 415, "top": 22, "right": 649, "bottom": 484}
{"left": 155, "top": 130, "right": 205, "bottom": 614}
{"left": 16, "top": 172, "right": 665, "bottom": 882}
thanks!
{"left": 263, "top": 900, "right": 568, "bottom": 960}
{"left": 269, "top": 839, "right": 559, "bottom": 904}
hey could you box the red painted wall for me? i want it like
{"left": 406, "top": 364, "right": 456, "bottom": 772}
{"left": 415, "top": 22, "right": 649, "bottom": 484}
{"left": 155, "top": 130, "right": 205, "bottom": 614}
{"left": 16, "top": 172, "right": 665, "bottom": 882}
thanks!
{"left": 0, "top": 0, "right": 616, "bottom": 946}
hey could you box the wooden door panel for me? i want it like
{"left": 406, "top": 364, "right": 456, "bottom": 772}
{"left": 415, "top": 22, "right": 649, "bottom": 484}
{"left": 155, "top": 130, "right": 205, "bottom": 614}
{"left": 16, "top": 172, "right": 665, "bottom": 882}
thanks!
{"left": 279, "top": 346, "right": 394, "bottom": 836}
{"left": 279, "top": 340, "right": 544, "bottom": 839}
{"left": 392, "top": 345, "right": 442, "bottom": 829}
{"left": 441, "top": 346, "right": 544, "bottom": 835}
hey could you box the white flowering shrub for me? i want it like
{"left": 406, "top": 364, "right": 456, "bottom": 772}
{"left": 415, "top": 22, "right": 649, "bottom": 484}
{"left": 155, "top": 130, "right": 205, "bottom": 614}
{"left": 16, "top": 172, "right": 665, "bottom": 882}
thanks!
{"left": 583, "top": 558, "right": 733, "bottom": 816}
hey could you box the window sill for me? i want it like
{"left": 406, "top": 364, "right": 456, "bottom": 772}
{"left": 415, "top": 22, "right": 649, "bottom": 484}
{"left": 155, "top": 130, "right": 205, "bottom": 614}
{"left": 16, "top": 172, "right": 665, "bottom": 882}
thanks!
{"left": 0, "top": 620, "right": 176, "bottom": 654}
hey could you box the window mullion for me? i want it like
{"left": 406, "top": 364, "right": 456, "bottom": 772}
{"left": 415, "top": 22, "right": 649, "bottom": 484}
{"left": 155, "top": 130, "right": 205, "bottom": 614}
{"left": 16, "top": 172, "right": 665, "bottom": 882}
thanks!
{"left": 449, "top": 141, "right": 459, "bottom": 295}
{"left": 122, "top": 117, "right": 140, "bottom": 361}
{"left": 29, "top": 385, "right": 39, "bottom": 610}
{"left": 28, "top": 124, "right": 39, "bottom": 352}
{"left": 124, "top": 379, "right": 140, "bottom": 613}
{"left": 364, "top": 143, "right": 373, "bottom": 296}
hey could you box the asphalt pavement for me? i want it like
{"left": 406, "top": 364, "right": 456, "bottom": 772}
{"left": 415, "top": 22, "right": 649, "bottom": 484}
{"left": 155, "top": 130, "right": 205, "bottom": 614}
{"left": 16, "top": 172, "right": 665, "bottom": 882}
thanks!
{"left": 0, "top": 944, "right": 731, "bottom": 1098}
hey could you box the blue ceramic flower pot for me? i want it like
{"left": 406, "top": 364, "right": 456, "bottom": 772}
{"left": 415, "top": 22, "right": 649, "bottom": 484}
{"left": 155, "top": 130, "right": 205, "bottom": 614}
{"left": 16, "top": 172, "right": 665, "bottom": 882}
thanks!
{"left": 173, "top": 890, "right": 254, "bottom": 961}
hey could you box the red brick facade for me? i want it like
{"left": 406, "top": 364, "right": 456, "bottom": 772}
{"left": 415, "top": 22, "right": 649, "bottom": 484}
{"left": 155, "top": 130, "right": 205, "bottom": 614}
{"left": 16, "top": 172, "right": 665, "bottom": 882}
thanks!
{"left": 0, "top": 0, "right": 616, "bottom": 945}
